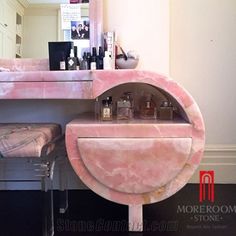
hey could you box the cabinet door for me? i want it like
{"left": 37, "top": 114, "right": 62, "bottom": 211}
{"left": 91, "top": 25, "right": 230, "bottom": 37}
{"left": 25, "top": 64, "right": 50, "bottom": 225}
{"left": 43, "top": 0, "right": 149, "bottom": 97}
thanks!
{"left": 0, "top": 25, "right": 15, "bottom": 58}
{"left": 3, "top": 0, "right": 16, "bottom": 34}
{"left": 0, "top": 0, "right": 4, "bottom": 25}
{"left": 4, "top": 31, "right": 15, "bottom": 58}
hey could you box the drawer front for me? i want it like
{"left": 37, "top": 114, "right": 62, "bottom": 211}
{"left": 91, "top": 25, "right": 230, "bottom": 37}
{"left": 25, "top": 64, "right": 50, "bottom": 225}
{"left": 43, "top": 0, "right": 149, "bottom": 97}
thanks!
{"left": 77, "top": 137, "right": 192, "bottom": 194}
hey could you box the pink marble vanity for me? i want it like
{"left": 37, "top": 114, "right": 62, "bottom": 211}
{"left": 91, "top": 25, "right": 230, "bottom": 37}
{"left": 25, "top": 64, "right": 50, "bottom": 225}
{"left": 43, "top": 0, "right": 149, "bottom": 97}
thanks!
{"left": 0, "top": 59, "right": 205, "bottom": 231}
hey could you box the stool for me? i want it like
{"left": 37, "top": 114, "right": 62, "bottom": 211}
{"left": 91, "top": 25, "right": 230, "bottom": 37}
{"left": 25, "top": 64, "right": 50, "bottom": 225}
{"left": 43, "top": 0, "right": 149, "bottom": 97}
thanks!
{"left": 0, "top": 123, "right": 64, "bottom": 236}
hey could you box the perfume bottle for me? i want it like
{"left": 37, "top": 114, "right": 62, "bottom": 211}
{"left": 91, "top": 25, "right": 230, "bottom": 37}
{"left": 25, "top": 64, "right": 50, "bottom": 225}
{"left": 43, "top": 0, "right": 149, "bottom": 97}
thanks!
{"left": 67, "top": 48, "right": 77, "bottom": 70}
{"left": 159, "top": 101, "right": 173, "bottom": 120}
{"left": 139, "top": 93, "right": 157, "bottom": 119}
{"left": 90, "top": 47, "right": 97, "bottom": 70}
{"left": 74, "top": 46, "right": 80, "bottom": 70}
{"left": 59, "top": 52, "right": 66, "bottom": 70}
{"left": 101, "top": 97, "right": 113, "bottom": 121}
{"left": 97, "top": 46, "right": 104, "bottom": 69}
{"left": 103, "top": 51, "right": 112, "bottom": 70}
{"left": 80, "top": 52, "right": 89, "bottom": 70}
{"left": 86, "top": 52, "right": 91, "bottom": 70}
{"left": 117, "top": 92, "right": 134, "bottom": 120}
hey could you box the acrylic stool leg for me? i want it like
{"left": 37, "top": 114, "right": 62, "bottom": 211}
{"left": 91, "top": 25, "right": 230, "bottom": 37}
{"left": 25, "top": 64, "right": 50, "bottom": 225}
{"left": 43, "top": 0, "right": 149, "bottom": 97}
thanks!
{"left": 129, "top": 205, "right": 143, "bottom": 231}
{"left": 59, "top": 158, "right": 68, "bottom": 214}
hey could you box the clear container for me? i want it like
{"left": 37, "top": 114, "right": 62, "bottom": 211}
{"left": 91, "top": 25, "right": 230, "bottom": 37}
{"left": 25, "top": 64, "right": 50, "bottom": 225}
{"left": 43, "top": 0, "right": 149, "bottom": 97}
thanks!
{"left": 139, "top": 93, "right": 157, "bottom": 119}
{"left": 159, "top": 101, "right": 173, "bottom": 120}
{"left": 101, "top": 97, "right": 113, "bottom": 121}
{"left": 117, "top": 92, "right": 134, "bottom": 120}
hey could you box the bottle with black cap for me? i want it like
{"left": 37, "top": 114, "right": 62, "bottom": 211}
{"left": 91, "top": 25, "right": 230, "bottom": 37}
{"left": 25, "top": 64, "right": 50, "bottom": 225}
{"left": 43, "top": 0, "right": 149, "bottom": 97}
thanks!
{"left": 86, "top": 52, "right": 91, "bottom": 70}
{"left": 67, "top": 47, "right": 77, "bottom": 70}
{"left": 90, "top": 47, "right": 97, "bottom": 70}
{"left": 80, "top": 52, "right": 89, "bottom": 70}
{"left": 74, "top": 46, "right": 80, "bottom": 70}
{"left": 97, "top": 46, "right": 104, "bottom": 69}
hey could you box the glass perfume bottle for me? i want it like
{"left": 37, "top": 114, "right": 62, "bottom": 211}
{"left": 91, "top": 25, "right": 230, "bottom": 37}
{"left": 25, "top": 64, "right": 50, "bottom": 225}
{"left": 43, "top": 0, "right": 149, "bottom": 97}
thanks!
{"left": 117, "top": 92, "right": 134, "bottom": 120}
{"left": 67, "top": 48, "right": 77, "bottom": 70}
{"left": 101, "top": 97, "right": 113, "bottom": 121}
{"left": 80, "top": 52, "right": 89, "bottom": 70}
{"left": 159, "top": 101, "right": 173, "bottom": 120}
{"left": 139, "top": 93, "right": 157, "bottom": 119}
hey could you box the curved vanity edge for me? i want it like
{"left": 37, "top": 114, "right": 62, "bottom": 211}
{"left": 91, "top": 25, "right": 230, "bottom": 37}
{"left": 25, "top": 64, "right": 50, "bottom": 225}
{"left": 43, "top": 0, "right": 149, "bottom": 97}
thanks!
{"left": 92, "top": 70, "right": 168, "bottom": 98}
{"left": 65, "top": 121, "right": 204, "bottom": 205}
{"left": 91, "top": 70, "right": 205, "bottom": 135}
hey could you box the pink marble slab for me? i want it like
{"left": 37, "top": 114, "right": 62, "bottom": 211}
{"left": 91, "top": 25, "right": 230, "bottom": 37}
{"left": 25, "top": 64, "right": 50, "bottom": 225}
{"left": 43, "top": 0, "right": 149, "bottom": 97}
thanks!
{"left": 78, "top": 137, "right": 192, "bottom": 194}
{"left": 0, "top": 81, "right": 93, "bottom": 99}
{"left": 66, "top": 70, "right": 205, "bottom": 208}
{"left": 0, "top": 58, "right": 49, "bottom": 71}
{"left": 0, "top": 58, "right": 94, "bottom": 99}
{"left": 67, "top": 120, "right": 193, "bottom": 138}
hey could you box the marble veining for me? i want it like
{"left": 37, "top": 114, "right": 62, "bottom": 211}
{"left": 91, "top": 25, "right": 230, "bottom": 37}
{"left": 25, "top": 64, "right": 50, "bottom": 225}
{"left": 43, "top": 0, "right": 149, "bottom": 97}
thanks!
{"left": 0, "top": 59, "right": 205, "bottom": 231}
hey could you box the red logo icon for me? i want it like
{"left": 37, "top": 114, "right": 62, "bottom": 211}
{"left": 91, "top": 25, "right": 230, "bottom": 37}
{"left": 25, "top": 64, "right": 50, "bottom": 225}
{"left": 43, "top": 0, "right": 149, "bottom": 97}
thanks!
{"left": 199, "top": 171, "right": 215, "bottom": 203}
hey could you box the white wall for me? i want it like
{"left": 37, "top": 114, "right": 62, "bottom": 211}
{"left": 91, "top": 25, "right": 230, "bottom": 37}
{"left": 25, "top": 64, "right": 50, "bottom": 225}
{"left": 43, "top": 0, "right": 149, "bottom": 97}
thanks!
{"left": 104, "top": 0, "right": 169, "bottom": 75}
{"left": 170, "top": 0, "right": 236, "bottom": 145}
{"left": 170, "top": 0, "right": 236, "bottom": 183}
{"left": 23, "top": 7, "right": 58, "bottom": 58}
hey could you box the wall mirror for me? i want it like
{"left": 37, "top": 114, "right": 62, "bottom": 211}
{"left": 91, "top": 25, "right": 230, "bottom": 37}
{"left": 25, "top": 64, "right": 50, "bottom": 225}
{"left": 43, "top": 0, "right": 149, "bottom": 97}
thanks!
{"left": 1, "top": 0, "right": 103, "bottom": 59}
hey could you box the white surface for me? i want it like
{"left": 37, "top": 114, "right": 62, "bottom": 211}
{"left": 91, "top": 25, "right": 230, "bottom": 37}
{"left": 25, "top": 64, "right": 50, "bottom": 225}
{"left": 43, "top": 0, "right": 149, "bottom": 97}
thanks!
{"left": 23, "top": 7, "right": 58, "bottom": 58}
{"left": 170, "top": 0, "right": 236, "bottom": 145}
{"left": 104, "top": 0, "right": 169, "bottom": 76}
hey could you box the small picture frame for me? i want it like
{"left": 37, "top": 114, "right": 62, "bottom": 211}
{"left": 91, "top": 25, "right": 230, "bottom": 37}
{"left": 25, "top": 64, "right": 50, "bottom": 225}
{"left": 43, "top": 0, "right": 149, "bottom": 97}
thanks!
{"left": 71, "top": 20, "right": 90, "bottom": 40}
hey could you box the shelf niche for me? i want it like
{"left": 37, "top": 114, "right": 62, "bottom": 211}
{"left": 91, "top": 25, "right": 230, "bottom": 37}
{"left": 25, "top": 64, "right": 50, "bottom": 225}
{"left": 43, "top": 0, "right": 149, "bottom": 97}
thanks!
{"left": 96, "top": 82, "right": 190, "bottom": 123}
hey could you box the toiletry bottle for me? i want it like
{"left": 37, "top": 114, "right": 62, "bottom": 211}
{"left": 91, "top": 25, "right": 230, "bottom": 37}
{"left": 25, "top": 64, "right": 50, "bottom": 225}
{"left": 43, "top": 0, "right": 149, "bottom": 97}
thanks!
{"left": 86, "top": 52, "right": 91, "bottom": 70}
{"left": 103, "top": 51, "right": 112, "bottom": 70}
{"left": 67, "top": 48, "right": 77, "bottom": 70}
{"left": 90, "top": 47, "right": 97, "bottom": 70}
{"left": 60, "top": 52, "right": 66, "bottom": 70}
{"left": 97, "top": 46, "right": 104, "bottom": 69}
{"left": 101, "top": 97, "right": 113, "bottom": 121}
{"left": 117, "top": 92, "right": 134, "bottom": 120}
{"left": 74, "top": 46, "right": 80, "bottom": 70}
{"left": 159, "top": 101, "right": 173, "bottom": 120}
{"left": 139, "top": 93, "right": 157, "bottom": 119}
{"left": 80, "top": 52, "right": 88, "bottom": 70}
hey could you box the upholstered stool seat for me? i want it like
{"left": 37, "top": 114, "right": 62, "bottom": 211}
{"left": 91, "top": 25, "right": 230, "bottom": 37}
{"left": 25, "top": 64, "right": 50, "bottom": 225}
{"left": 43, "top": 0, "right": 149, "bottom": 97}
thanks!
{"left": 0, "top": 123, "right": 64, "bottom": 236}
{"left": 0, "top": 123, "right": 61, "bottom": 158}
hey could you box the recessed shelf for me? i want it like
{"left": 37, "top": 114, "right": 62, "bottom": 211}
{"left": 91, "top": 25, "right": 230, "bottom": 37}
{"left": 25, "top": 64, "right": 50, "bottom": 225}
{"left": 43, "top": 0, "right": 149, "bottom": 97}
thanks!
{"left": 95, "top": 82, "right": 190, "bottom": 124}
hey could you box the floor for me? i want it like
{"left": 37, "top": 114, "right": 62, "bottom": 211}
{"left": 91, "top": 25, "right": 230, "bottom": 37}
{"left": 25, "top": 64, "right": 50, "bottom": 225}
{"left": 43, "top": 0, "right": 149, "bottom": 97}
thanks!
{"left": 0, "top": 184, "right": 236, "bottom": 236}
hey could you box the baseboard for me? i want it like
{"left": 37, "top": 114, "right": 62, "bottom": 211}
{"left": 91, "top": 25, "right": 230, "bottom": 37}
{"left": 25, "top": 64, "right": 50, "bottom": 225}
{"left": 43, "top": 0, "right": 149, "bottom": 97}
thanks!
{"left": 189, "top": 145, "right": 236, "bottom": 183}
